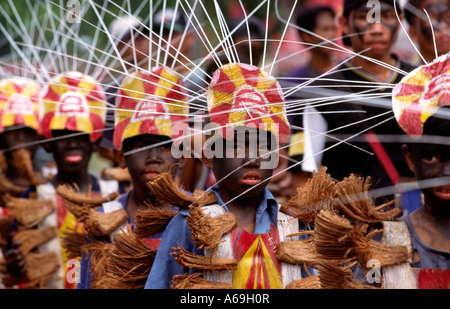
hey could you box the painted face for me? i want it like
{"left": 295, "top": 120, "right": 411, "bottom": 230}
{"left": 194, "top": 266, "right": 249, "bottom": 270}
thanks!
{"left": 210, "top": 128, "right": 275, "bottom": 200}
{"left": 48, "top": 130, "right": 95, "bottom": 174}
{"left": 405, "top": 111, "right": 450, "bottom": 214}
{"left": 122, "top": 134, "right": 178, "bottom": 186}
{"left": 408, "top": 142, "right": 450, "bottom": 212}
{"left": 416, "top": 0, "right": 450, "bottom": 57}
{"left": 347, "top": 2, "right": 399, "bottom": 58}
{"left": 0, "top": 126, "right": 40, "bottom": 158}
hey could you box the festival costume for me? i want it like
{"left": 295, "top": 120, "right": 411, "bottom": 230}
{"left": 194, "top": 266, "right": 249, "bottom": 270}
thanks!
{"left": 145, "top": 63, "right": 310, "bottom": 289}
{"left": 73, "top": 66, "right": 190, "bottom": 289}
{"left": 379, "top": 52, "right": 450, "bottom": 288}
{"left": 0, "top": 77, "right": 51, "bottom": 288}
{"left": 1, "top": 71, "right": 122, "bottom": 289}
{"left": 288, "top": 56, "right": 416, "bottom": 203}
{"left": 7, "top": 177, "right": 118, "bottom": 289}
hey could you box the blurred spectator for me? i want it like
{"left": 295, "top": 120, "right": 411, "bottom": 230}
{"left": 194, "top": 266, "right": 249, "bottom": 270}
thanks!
{"left": 287, "top": 5, "right": 338, "bottom": 79}
{"left": 282, "top": 5, "right": 339, "bottom": 197}
{"left": 288, "top": 0, "right": 417, "bottom": 204}
{"left": 404, "top": 0, "right": 450, "bottom": 64}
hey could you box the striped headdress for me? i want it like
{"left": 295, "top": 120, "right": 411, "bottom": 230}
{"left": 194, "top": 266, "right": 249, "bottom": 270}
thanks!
{"left": 392, "top": 52, "right": 450, "bottom": 138}
{"left": 39, "top": 71, "right": 106, "bottom": 142}
{"left": 206, "top": 63, "right": 290, "bottom": 146}
{"left": 0, "top": 78, "right": 41, "bottom": 133}
{"left": 113, "top": 66, "right": 189, "bottom": 150}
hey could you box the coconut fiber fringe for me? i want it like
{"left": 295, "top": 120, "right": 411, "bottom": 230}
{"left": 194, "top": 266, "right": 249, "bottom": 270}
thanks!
{"left": 11, "top": 148, "right": 48, "bottom": 186}
{"left": 5, "top": 196, "right": 54, "bottom": 228}
{"left": 56, "top": 184, "right": 125, "bottom": 237}
{"left": 2, "top": 251, "right": 61, "bottom": 288}
{"left": 133, "top": 205, "right": 178, "bottom": 239}
{"left": 13, "top": 226, "right": 58, "bottom": 255}
{"left": 279, "top": 167, "right": 409, "bottom": 288}
{"left": 146, "top": 172, "right": 217, "bottom": 209}
{"left": 171, "top": 245, "right": 238, "bottom": 271}
{"left": 97, "top": 225, "right": 157, "bottom": 289}
{"left": 187, "top": 203, "right": 237, "bottom": 255}
{"left": 171, "top": 273, "right": 233, "bottom": 289}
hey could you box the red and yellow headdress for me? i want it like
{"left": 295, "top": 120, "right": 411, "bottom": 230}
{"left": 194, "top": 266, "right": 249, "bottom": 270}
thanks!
{"left": 206, "top": 63, "right": 290, "bottom": 145}
{"left": 392, "top": 52, "right": 450, "bottom": 138}
{"left": 113, "top": 66, "right": 189, "bottom": 150}
{"left": 39, "top": 71, "right": 106, "bottom": 142}
{"left": 0, "top": 78, "right": 41, "bottom": 133}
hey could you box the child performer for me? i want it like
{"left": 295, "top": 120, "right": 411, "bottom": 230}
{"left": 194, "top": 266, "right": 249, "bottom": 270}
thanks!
{"left": 77, "top": 66, "right": 190, "bottom": 289}
{"left": 3, "top": 72, "right": 119, "bottom": 289}
{"left": 145, "top": 63, "right": 310, "bottom": 289}
{"left": 382, "top": 52, "right": 450, "bottom": 288}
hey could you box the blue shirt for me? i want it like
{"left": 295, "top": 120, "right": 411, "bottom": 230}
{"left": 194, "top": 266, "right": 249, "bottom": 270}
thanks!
{"left": 144, "top": 187, "right": 286, "bottom": 289}
{"left": 77, "top": 189, "right": 183, "bottom": 289}
{"left": 77, "top": 191, "right": 132, "bottom": 289}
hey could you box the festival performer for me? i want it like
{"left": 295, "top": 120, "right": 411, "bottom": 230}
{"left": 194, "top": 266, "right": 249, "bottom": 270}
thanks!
{"left": 381, "top": 51, "right": 450, "bottom": 288}
{"left": 77, "top": 66, "right": 190, "bottom": 289}
{"left": 3, "top": 71, "right": 119, "bottom": 289}
{"left": 145, "top": 62, "right": 311, "bottom": 289}
{"left": 0, "top": 78, "right": 53, "bottom": 201}
{"left": 0, "top": 77, "right": 50, "bottom": 289}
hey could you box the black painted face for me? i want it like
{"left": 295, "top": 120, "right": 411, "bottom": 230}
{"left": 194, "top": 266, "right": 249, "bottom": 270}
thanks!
{"left": 404, "top": 112, "right": 450, "bottom": 214}
{"left": 0, "top": 126, "right": 41, "bottom": 158}
{"left": 48, "top": 130, "right": 95, "bottom": 174}
{"left": 407, "top": 142, "right": 450, "bottom": 213}
{"left": 347, "top": 2, "right": 399, "bottom": 57}
{"left": 122, "top": 134, "right": 178, "bottom": 186}
{"left": 209, "top": 128, "right": 275, "bottom": 200}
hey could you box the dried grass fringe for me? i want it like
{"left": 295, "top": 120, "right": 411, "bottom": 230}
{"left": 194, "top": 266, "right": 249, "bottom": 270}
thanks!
{"left": 13, "top": 226, "right": 58, "bottom": 254}
{"left": 81, "top": 239, "right": 113, "bottom": 289}
{"left": 0, "top": 217, "right": 12, "bottom": 249}
{"left": 146, "top": 172, "right": 217, "bottom": 209}
{"left": 81, "top": 208, "right": 128, "bottom": 236}
{"left": 333, "top": 174, "right": 402, "bottom": 222}
{"left": 11, "top": 148, "right": 47, "bottom": 185}
{"left": 347, "top": 225, "right": 410, "bottom": 267}
{"left": 0, "top": 174, "right": 27, "bottom": 196}
{"left": 56, "top": 184, "right": 119, "bottom": 207}
{"left": 56, "top": 185, "right": 126, "bottom": 236}
{"left": 280, "top": 166, "right": 335, "bottom": 222}
{"left": 285, "top": 275, "right": 321, "bottom": 289}
{"left": 171, "top": 245, "right": 238, "bottom": 271}
{"left": 133, "top": 205, "right": 178, "bottom": 239}
{"left": 170, "top": 273, "right": 233, "bottom": 289}
{"left": 61, "top": 229, "right": 87, "bottom": 259}
{"left": 5, "top": 196, "right": 54, "bottom": 228}
{"left": 101, "top": 166, "right": 132, "bottom": 182}
{"left": 102, "top": 225, "right": 157, "bottom": 289}
{"left": 277, "top": 237, "right": 345, "bottom": 267}
{"left": 25, "top": 251, "right": 60, "bottom": 283}
{"left": 279, "top": 167, "right": 408, "bottom": 289}
{"left": 314, "top": 209, "right": 354, "bottom": 260}
{"left": 187, "top": 203, "right": 237, "bottom": 254}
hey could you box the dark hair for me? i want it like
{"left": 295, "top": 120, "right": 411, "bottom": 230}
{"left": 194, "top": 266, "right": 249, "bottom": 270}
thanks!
{"left": 343, "top": 0, "right": 402, "bottom": 17}
{"left": 296, "top": 6, "right": 336, "bottom": 32}
{"left": 227, "top": 16, "right": 265, "bottom": 40}
{"left": 404, "top": 0, "right": 425, "bottom": 25}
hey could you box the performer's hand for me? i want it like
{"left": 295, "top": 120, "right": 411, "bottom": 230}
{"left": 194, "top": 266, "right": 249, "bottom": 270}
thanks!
{"left": 5, "top": 239, "right": 27, "bottom": 277}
